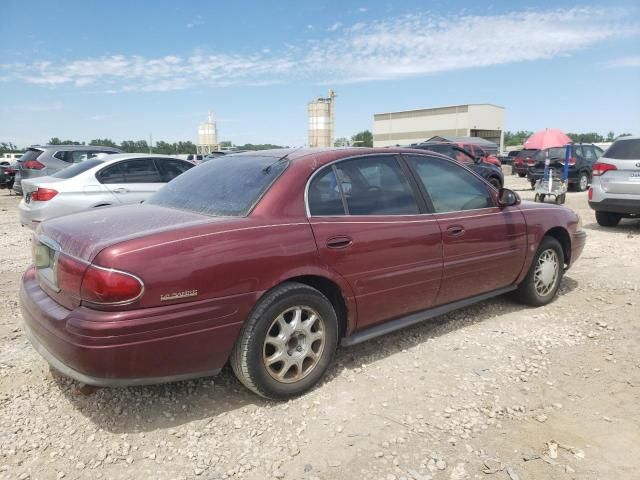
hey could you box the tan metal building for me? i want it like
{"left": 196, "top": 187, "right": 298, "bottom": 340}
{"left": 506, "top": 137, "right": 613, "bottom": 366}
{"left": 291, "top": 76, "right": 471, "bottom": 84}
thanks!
{"left": 308, "top": 90, "right": 336, "bottom": 148}
{"left": 373, "top": 104, "right": 505, "bottom": 151}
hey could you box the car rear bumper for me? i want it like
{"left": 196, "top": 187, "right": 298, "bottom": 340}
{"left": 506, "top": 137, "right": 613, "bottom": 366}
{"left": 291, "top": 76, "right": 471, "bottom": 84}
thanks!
{"left": 588, "top": 198, "right": 640, "bottom": 215}
{"left": 20, "top": 267, "right": 251, "bottom": 386}
{"left": 18, "top": 200, "right": 42, "bottom": 229}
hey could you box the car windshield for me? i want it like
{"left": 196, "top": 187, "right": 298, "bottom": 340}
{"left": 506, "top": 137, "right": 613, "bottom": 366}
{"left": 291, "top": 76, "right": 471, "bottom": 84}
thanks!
{"left": 52, "top": 158, "right": 104, "bottom": 179}
{"left": 604, "top": 139, "right": 640, "bottom": 160}
{"left": 147, "top": 155, "right": 289, "bottom": 216}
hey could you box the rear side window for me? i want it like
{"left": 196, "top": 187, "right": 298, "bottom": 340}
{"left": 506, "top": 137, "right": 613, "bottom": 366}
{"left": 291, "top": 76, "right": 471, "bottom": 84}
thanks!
{"left": 18, "top": 149, "right": 43, "bottom": 163}
{"left": 308, "top": 168, "right": 345, "bottom": 216}
{"left": 453, "top": 148, "right": 474, "bottom": 165}
{"left": 604, "top": 139, "right": 640, "bottom": 160}
{"left": 407, "top": 155, "right": 493, "bottom": 213}
{"left": 309, "top": 156, "right": 419, "bottom": 216}
{"left": 52, "top": 159, "right": 104, "bottom": 179}
{"left": 156, "top": 159, "right": 194, "bottom": 182}
{"left": 148, "top": 155, "right": 289, "bottom": 217}
{"left": 547, "top": 147, "right": 567, "bottom": 160}
{"left": 98, "top": 159, "right": 163, "bottom": 184}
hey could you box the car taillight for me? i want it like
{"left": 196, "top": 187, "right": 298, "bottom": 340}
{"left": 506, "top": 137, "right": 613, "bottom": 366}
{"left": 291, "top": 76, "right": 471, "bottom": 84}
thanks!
{"left": 80, "top": 265, "right": 144, "bottom": 304}
{"left": 527, "top": 158, "right": 535, "bottom": 166}
{"left": 592, "top": 162, "right": 617, "bottom": 176}
{"left": 515, "top": 158, "right": 522, "bottom": 165}
{"left": 57, "top": 254, "right": 88, "bottom": 297}
{"left": 566, "top": 157, "right": 576, "bottom": 166}
{"left": 23, "top": 160, "right": 45, "bottom": 170}
{"left": 31, "top": 188, "right": 58, "bottom": 201}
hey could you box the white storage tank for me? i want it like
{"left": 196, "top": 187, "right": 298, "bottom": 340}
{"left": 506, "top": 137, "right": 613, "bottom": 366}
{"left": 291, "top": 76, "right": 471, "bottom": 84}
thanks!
{"left": 308, "top": 90, "right": 336, "bottom": 148}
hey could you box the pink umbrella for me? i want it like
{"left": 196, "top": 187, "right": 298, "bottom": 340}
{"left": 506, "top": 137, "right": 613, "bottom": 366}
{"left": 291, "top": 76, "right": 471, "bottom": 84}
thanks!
{"left": 524, "top": 129, "right": 571, "bottom": 150}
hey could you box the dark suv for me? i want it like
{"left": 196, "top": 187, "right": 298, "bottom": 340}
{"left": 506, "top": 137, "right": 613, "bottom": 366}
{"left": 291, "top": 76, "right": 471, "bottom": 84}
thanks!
{"left": 13, "top": 145, "right": 121, "bottom": 195}
{"left": 526, "top": 144, "right": 604, "bottom": 191}
{"left": 408, "top": 142, "right": 503, "bottom": 189}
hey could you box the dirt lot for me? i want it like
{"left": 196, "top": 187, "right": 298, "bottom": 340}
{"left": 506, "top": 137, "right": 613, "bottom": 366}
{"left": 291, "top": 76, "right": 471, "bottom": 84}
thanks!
{"left": 0, "top": 173, "right": 639, "bottom": 480}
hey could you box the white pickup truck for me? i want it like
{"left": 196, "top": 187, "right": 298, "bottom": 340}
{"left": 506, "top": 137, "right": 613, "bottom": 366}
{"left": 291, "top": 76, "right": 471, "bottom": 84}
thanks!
{"left": 0, "top": 153, "right": 24, "bottom": 167}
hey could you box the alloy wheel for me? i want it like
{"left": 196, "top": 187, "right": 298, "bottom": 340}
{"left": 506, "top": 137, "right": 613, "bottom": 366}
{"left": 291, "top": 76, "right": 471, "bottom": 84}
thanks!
{"left": 263, "top": 306, "right": 325, "bottom": 383}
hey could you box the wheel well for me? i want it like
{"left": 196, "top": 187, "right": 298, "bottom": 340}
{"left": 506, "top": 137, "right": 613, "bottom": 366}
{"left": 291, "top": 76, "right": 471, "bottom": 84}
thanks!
{"left": 287, "top": 275, "right": 348, "bottom": 338}
{"left": 545, "top": 227, "right": 571, "bottom": 265}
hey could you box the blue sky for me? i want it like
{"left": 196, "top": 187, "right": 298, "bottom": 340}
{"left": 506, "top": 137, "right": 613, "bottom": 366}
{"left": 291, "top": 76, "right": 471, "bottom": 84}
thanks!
{"left": 1, "top": 0, "right": 639, "bottom": 148}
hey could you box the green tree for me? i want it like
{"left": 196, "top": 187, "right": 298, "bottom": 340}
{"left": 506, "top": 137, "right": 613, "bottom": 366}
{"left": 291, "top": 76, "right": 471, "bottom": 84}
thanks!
{"left": 351, "top": 130, "right": 373, "bottom": 147}
{"left": 48, "top": 137, "right": 83, "bottom": 145}
{"left": 175, "top": 141, "right": 197, "bottom": 154}
{"left": 334, "top": 137, "right": 350, "bottom": 147}
{"left": 567, "top": 132, "right": 604, "bottom": 143}
{"left": 219, "top": 141, "right": 232, "bottom": 148}
{"left": 154, "top": 141, "right": 176, "bottom": 155}
{"left": 89, "top": 138, "right": 118, "bottom": 148}
{"left": 504, "top": 130, "right": 533, "bottom": 147}
{"left": 0, "top": 142, "right": 19, "bottom": 155}
{"left": 235, "top": 143, "right": 286, "bottom": 151}
{"left": 606, "top": 131, "right": 615, "bottom": 142}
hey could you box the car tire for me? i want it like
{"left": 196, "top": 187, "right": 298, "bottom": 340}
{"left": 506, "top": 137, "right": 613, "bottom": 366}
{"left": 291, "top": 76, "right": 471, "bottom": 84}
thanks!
{"left": 230, "top": 282, "right": 339, "bottom": 399}
{"left": 514, "top": 236, "right": 564, "bottom": 307}
{"left": 577, "top": 172, "right": 589, "bottom": 192}
{"left": 595, "top": 211, "right": 622, "bottom": 227}
{"left": 518, "top": 172, "right": 526, "bottom": 178}
{"left": 530, "top": 180, "right": 536, "bottom": 190}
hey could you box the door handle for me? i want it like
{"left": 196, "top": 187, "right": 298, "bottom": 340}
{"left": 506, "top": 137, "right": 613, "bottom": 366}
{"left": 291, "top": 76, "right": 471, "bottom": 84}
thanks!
{"left": 326, "top": 236, "right": 353, "bottom": 249}
{"left": 446, "top": 225, "right": 465, "bottom": 237}
{"left": 112, "top": 187, "right": 129, "bottom": 194}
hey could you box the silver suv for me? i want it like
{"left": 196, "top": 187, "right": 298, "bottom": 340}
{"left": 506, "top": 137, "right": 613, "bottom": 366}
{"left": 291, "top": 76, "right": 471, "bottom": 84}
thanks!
{"left": 589, "top": 136, "right": 640, "bottom": 226}
{"left": 14, "top": 145, "right": 121, "bottom": 195}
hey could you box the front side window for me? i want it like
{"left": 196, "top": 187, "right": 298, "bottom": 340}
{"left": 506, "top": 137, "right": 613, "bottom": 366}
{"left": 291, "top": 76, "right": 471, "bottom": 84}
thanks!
{"left": 407, "top": 155, "right": 493, "bottom": 213}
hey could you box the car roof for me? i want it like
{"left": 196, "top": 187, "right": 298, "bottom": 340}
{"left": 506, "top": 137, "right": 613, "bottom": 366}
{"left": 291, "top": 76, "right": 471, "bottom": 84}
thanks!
{"left": 96, "top": 153, "right": 192, "bottom": 164}
{"left": 227, "top": 147, "right": 454, "bottom": 169}
{"left": 30, "top": 145, "right": 121, "bottom": 151}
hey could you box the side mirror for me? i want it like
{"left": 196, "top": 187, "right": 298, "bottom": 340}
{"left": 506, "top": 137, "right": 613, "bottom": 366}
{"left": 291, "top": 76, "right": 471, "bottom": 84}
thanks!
{"left": 498, "top": 188, "right": 520, "bottom": 207}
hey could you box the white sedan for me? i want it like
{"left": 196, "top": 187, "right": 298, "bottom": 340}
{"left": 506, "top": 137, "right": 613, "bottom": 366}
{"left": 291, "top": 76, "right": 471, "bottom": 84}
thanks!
{"left": 19, "top": 153, "right": 194, "bottom": 229}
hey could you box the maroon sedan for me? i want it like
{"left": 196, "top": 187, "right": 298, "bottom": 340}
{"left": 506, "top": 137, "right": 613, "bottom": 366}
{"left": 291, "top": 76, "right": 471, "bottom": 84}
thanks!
{"left": 20, "top": 148, "right": 586, "bottom": 399}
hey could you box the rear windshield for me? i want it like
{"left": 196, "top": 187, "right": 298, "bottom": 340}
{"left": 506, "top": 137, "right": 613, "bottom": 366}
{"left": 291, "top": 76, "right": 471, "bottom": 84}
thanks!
{"left": 517, "top": 149, "right": 542, "bottom": 160}
{"left": 52, "top": 158, "right": 104, "bottom": 179}
{"left": 604, "top": 139, "right": 640, "bottom": 160}
{"left": 18, "top": 149, "right": 43, "bottom": 162}
{"left": 417, "top": 144, "right": 453, "bottom": 156}
{"left": 148, "top": 155, "right": 289, "bottom": 216}
{"left": 508, "top": 151, "right": 520, "bottom": 157}
{"left": 546, "top": 147, "right": 569, "bottom": 160}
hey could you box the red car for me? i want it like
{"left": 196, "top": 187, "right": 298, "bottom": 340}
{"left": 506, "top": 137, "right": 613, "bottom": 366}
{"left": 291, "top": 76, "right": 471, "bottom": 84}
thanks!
{"left": 20, "top": 148, "right": 586, "bottom": 399}
{"left": 460, "top": 143, "right": 502, "bottom": 167}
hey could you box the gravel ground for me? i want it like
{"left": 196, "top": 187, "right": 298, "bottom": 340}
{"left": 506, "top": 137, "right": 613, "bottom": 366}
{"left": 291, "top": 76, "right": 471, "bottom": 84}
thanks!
{"left": 0, "top": 173, "right": 639, "bottom": 480}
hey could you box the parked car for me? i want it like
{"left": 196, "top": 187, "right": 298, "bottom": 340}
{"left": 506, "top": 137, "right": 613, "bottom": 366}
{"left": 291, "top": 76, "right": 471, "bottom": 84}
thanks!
{"left": 1, "top": 153, "right": 24, "bottom": 166}
{"left": 18, "top": 154, "right": 194, "bottom": 229}
{"left": 20, "top": 148, "right": 585, "bottom": 399}
{"left": 500, "top": 150, "right": 520, "bottom": 166}
{"left": 186, "top": 154, "right": 204, "bottom": 164}
{"left": 588, "top": 136, "right": 640, "bottom": 226}
{"left": 202, "top": 151, "right": 227, "bottom": 162}
{"left": 13, "top": 145, "right": 122, "bottom": 196}
{"left": 409, "top": 142, "right": 504, "bottom": 189}
{"left": 526, "top": 144, "right": 604, "bottom": 191}
{"left": 461, "top": 143, "right": 501, "bottom": 167}
{"left": 0, "top": 164, "right": 17, "bottom": 191}
{"left": 512, "top": 149, "right": 540, "bottom": 177}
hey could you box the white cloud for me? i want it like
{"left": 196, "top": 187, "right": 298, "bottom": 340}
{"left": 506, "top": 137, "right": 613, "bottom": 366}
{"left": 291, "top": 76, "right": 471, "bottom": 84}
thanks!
{"left": 606, "top": 55, "right": 640, "bottom": 67}
{"left": 186, "top": 14, "right": 204, "bottom": 29}
{"left": 328, "top": 22, "right": 342, "bottom": 32}
{"left": 2, "top": 7, "right": 637, "bottom": 91}
{"left": 358, "top": 7, "right": 368, "bottom": 13}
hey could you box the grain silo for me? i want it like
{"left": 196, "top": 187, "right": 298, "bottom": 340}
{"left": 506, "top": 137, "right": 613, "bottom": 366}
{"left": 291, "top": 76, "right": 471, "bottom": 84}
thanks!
{"left": 308, "top": 90, "right": 336, "bottom": 148}
{"left": 197, "top": 111, "right": 219, "bottom": 154}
